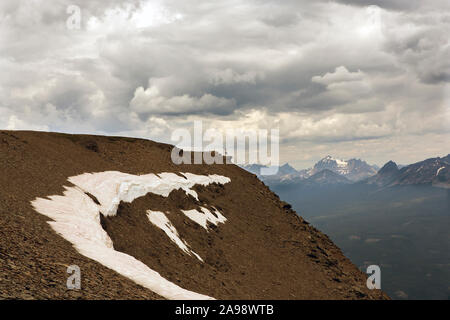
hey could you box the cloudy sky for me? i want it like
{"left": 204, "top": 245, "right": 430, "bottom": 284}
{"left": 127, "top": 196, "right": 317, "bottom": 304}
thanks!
{"left": 1, "top": 0, "right": 449, "bottom": 168}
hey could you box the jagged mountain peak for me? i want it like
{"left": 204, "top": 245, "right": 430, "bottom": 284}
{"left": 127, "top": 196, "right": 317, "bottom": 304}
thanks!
{"left": 379, "top": 161, "right": 399, "bottom": 174}
{"left": 312, "top": 156, "right": 377, "bottom": 182}
{"left": 316, "top": 155, "right": 347, "bottom": 166}
{"left": 279, "top": 163, "right": 298, "bottom": 175}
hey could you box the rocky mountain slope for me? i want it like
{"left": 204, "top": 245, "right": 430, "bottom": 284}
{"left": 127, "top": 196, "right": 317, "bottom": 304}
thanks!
{"left": 0, "top": 131, "right": 388, "bottom": 300}
{"left": 366, "top": 155, "right": 450, "bottom": 188}
{"left": 304, "top": 169, "right": 351, "bottom": 186}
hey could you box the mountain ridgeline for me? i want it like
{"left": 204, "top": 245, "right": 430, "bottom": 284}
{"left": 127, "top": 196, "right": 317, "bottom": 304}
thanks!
{"left": 243, "top": 154, "right": 450, "bottom": 189}
{"left": 365, "top": 156, "right": 450, "bottom": 188}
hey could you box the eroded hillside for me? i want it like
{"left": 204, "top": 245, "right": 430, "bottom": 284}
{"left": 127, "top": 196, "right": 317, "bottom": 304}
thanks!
{"left": 0, "top": 131, "right": 388, "bottom": 299}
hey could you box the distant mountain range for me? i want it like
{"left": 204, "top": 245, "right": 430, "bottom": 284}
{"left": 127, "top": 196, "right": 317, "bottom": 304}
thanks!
{"left": 365, "top": 154, "right": 450, "bottom": 188}
{"left": 242, "top": 154, "right": 450, "bottom": 189}
{"left": 242, "top": 156, "right": 377, "bottom": 185}
{"left": 266, "top": 154, "right": 450, "bottom": 300}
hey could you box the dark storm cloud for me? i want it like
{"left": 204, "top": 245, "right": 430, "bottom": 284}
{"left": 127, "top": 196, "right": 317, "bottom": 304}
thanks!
{"left": 0, "top": 0, "right": 449, "bottom": 166}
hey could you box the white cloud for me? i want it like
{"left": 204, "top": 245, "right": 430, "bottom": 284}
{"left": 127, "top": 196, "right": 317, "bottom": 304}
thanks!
{"left": 130, "top": 86, "right": 237, "bottom": 115}
{"left": 0, "top": 0, "right": 448, "bottom": 168}
{"left": 5, "top": 114, "right": 49, "bottom": 131}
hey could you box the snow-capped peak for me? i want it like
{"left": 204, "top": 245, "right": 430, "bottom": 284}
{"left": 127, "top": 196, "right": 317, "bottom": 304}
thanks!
{"left": 311, "top": 156, "right": 377, "bottom": 181}
{"left": 322, "top": 155, "right": 348, "bottom": 167}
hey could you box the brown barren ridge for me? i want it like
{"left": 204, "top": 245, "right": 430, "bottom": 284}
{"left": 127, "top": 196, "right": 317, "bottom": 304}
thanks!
{"left": 0, "top": 130, "right": 388, "bottom": 299}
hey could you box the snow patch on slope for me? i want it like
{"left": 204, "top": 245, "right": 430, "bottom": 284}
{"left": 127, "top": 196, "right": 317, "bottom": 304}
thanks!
{"left": 335, "top": 158, "right": 348, "bottom": 168}
{"left": 32, "top": 171, "right": 231, "bottom": 300}
{"left": 68, "top": 171, "right": 230, "bottom": 216}
{"left": 182, "top": 207, "right": 227, "bottom": 230}
{"left": 147, "top": 210, "right": 203, "bottom": 261}
{"left": 323, "top": 155, "right": 347, "bottom": 167}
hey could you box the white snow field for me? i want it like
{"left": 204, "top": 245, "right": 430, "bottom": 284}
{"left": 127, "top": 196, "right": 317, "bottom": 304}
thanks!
{"left": 31, "top": 171, "right": 231, "bottom": 300}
